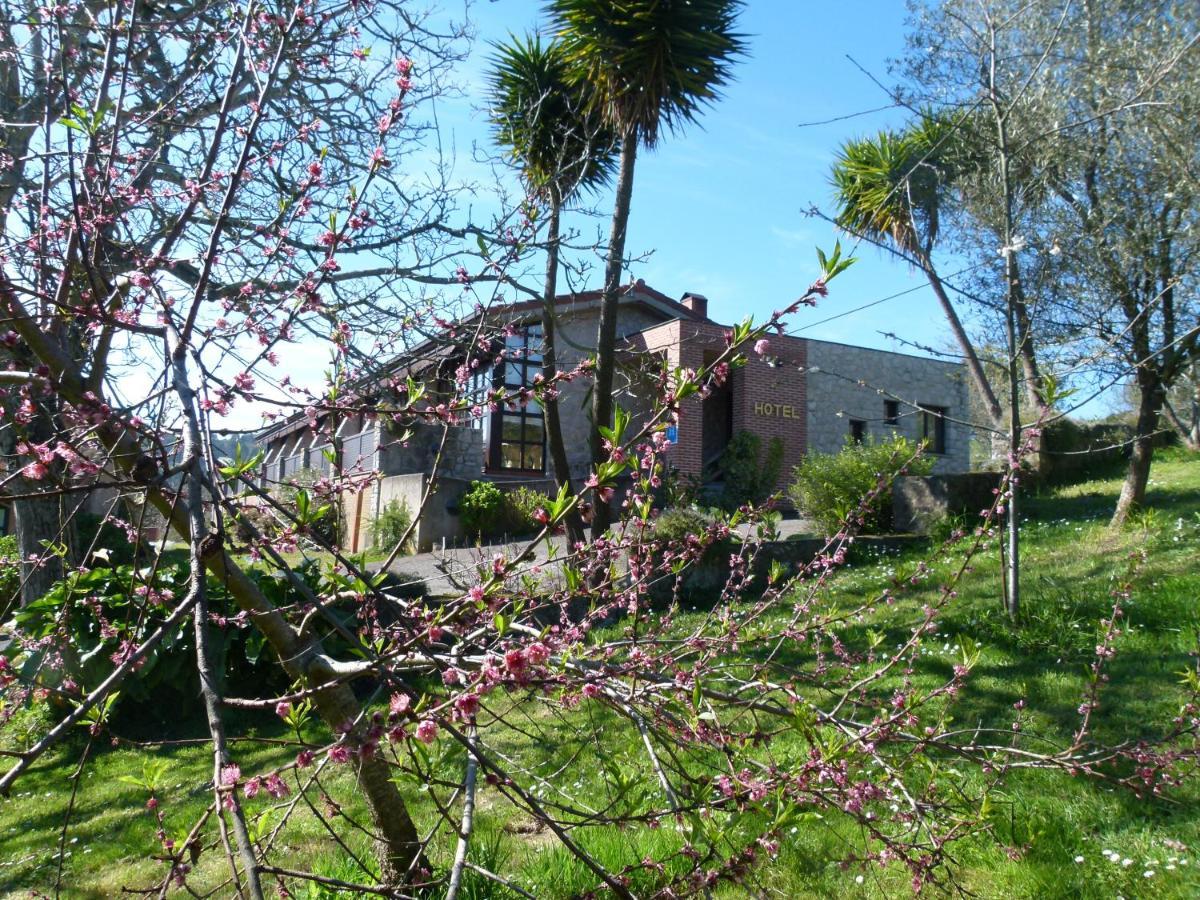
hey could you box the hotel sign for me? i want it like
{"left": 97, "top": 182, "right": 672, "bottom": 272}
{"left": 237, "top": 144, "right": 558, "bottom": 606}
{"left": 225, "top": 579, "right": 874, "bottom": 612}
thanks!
{"left": 754, "top": 401, "right": 799, "bottom": 419}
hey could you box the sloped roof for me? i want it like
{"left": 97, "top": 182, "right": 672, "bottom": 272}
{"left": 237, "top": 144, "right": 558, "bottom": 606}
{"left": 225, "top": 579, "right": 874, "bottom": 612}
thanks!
{"left": 257, "top": 281, "right": 707, "bottom": 443}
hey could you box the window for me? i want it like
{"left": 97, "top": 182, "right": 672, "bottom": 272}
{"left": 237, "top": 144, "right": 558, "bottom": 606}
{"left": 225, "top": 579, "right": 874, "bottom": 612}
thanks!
{"left": 919, "top": 405, "right": 948, "bottom": 454}
{"left": 461, "top": 324, "right": 547, "bottom": 473}
{"left": 883, "top": 400, "right": 899, "bottom": 426}
{"left": 341, "top": 426, "right": 378, "bottom": 469}
{"left": 849, "top": 419, "right": 866, "bottom": 443}
{"left": 493, "top": 324, "right": 545, "bottom": 471}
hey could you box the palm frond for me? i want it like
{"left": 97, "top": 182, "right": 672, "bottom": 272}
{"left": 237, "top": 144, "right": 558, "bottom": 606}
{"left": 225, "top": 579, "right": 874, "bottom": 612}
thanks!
{"left": 546, "top": 0, "right": 747, "bottom": 147}
{"left": 486, "top": 34, "right": 618, "bottom": 203}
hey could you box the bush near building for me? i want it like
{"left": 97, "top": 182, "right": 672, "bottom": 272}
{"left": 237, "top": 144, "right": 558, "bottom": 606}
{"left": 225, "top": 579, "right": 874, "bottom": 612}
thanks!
{"left": 789, "top": 435, "right": 933, "bottom": 536}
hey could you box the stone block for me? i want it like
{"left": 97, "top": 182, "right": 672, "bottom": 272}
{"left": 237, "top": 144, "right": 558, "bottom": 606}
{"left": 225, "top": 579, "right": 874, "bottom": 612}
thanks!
{"left": 892, "top": 473, "right": 1002, "bottom": 533}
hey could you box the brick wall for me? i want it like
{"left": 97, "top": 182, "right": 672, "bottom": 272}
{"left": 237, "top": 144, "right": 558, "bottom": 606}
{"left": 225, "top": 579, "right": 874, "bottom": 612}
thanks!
{"left": 629, "top": 320, "right": 810, "bottom": 489}
{"left": 732, "top": 335, "right": 808, "bottom": 491}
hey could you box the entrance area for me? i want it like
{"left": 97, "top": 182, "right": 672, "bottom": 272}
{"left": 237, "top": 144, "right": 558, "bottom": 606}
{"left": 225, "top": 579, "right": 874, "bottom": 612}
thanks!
{"left": 701, "top": 354, "right": 733, "bottom": 473}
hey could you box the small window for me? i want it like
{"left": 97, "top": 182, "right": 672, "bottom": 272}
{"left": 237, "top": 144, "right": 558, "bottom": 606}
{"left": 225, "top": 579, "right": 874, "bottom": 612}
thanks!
{"left": 883, "top": 400, "right": 899, "bottom": 426}
{"left": 849, "top": 419, "right": 866, "bottom": 444}
{"left": 919, "top": 405, "right": 948, "bottom": 454}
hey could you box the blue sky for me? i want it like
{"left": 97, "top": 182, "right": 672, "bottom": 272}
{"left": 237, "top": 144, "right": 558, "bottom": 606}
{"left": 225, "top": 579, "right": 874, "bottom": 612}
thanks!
{"left": 445, "top": 0, "right": 945, "bottom": 351}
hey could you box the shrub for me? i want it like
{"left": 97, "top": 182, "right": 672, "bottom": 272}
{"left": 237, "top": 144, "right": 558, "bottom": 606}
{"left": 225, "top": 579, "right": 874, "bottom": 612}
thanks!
{"left": 275, "top": 467, "right": 340, "bottom": 546}
{"left": 459, "top": 480, "right": 505, "bottom": 537}
{"left": 711, "top": 431, "right": 785, "bottom": 511}
{"left": 372, "top": 498, "right": 414, "bottom": 554}
{"left": 501, "top": 486, "right": 551, "bottom": 535}
{"left": 75, "top": 511, "right": 139, "bottom": 566}
{"left": 789, "top": 435, "right": 933, "bottom": 536}
{"left": 12, "top": 555, "right": 290, "bottom": 730}
{"left": 0, "top": 534, "right": 19, "bottom": 617}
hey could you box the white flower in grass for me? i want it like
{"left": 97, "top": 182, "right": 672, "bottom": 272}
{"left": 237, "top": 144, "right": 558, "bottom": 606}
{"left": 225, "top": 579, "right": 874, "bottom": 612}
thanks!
{"left": 1074, "top": 856, "right": 1085, "bottom": 864}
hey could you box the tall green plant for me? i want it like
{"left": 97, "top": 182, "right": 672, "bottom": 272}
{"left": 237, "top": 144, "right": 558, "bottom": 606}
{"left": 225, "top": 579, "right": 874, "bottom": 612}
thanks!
{"left": 713, "top": 431, "right": 784, "bottom": 511}
{"left": 546, "top": 0, "right": 747, "bottom": 537}
{"left": 831, "top": 121, "right": 1004, "bottom": 428}
{"left": 487, "top": 35, "right": 616, "bottom": 549}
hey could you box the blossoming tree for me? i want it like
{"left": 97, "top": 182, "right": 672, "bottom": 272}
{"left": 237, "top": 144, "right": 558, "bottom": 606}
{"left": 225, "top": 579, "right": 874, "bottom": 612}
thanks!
{"left": 0, "top": 1, "right": 1198, "bottom": 897}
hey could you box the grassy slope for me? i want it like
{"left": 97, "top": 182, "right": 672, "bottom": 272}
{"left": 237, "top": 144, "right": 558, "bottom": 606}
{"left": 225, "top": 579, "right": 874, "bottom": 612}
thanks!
{"left": 1, "top": 452, "right": 1198, "bottom": 898}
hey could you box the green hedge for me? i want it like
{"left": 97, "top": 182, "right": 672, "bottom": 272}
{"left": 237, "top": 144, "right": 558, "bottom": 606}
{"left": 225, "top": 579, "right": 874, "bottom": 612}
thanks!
{"left": 789, "top": 435, "right": 933, "bottom": 536}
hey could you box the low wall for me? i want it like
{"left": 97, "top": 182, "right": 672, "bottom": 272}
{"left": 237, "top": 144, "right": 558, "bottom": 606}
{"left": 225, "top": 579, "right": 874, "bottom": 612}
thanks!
{"left": 892, "top": 473, "right": 1002, "bottom": 534}
{"left": 653, "top": 534, "right": 928, "bottom": 608}
{"left": 375, "top": 473, "right": 473, "bottom": 553}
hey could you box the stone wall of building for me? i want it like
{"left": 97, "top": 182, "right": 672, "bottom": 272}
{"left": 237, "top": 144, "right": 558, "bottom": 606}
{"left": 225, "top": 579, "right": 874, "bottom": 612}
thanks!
{"left": 379, "top": 421, "right": 484, "bottom": 482}
{"left": 550, "top": 304, "right": 666, "bottom": 483}
{"left": 803, "top": 340, "right": 970, "bottom": 473}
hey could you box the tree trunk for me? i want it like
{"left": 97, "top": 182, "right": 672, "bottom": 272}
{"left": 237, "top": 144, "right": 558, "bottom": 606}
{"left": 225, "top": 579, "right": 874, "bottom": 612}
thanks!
{"left": 1111, "top": 375, "right": 1165, "bottom": 527}
{"left": 917, "top": 254, "right": 1005, "bottom": 432}
{"left": 1162, "top": 396, "right": 1199, "bottom": 451}
{"left": 590, "top": 129, "right": 638, "bottom": 539}
{"left": 539, "top": 197, "right": 587, "bottom": 549}
{"left": 1161, "top": 362, "right": 1200, "bottom": 451}
{"left": 2, "top": 390, "right": 75, "bottom": 606}
{"left": 10, "top": 491, "right": 67, "bottom": 606}
{"left": 1007, "top": 253, "right": 1050, "bottom": 473}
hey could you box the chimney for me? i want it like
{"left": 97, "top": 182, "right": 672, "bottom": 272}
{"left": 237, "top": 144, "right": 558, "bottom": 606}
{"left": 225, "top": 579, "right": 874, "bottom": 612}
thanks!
{"left": 680, "top": 292, "right": 708, "bottom": 319}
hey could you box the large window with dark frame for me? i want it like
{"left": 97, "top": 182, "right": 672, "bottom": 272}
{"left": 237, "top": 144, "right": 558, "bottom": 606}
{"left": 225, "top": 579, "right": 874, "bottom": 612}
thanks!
{"left": 919, "top": 405, "right": 948, "bottom": 455}
{"left": 462, "top": 323, "right": 547, "bottom": 473}
{"left": 494, "top": 324, "right": 545, "bottom": 471}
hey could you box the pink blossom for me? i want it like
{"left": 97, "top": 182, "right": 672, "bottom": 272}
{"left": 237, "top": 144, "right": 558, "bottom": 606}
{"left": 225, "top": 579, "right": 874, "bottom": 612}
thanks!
{"left": 389, "top": 692, "right": 411, "bottom": 717}
{"left": 21, "top": 461, "right": 49, "bottom": 480}
{"left": 753, "top": 338, "right": 770, "bottom": 356}
{"left": 454, "top": 693, "right": 480, "bottom": 718}
{"left": 265, "top": 773, "right": 290, "bottom": 798}
{"left": 415, "top": 719, "right": 438, "bottom": 744}
{"left": 275, "top": 701, "right": 292, "bottom": 719}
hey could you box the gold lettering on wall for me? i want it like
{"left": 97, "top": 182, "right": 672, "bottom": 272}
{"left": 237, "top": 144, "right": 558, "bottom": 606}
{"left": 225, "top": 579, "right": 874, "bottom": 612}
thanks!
{"left": 753, "top": 401, "right": 798, "bottom": 419}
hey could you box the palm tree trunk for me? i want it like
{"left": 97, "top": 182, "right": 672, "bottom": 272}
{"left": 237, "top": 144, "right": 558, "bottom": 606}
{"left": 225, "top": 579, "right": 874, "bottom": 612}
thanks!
{"left": 540, "top": 197, "right": 587, "bottom": 548}
{"left": 1112, "top": 374, "right": 1165, "bottom": 527}
{"left": 590, "top": 128, "right": 638, "bottom": 539}
{"left": 917, "top": 254, "right": 1005, "bottom": 430}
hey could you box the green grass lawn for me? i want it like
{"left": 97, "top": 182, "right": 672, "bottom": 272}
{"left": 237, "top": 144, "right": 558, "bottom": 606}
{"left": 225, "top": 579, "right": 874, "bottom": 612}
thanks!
{"left": 2, "top": 451, "right": 1198, "bottom": 898}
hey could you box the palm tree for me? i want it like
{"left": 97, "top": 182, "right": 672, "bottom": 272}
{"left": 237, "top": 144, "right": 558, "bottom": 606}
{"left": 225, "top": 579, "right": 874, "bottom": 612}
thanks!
{"left": 546, "top": 0, "right": 747, "bottom": 537}
{"left": 831, "top": 122, "right": 1005, "bottom": 429}
{"left": 487, "top": 35, "right": 617, "bottom": 547}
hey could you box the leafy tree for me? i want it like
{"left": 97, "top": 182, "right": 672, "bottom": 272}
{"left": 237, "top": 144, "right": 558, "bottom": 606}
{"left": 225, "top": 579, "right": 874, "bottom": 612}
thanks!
{"left": 546, "top": 0, "right": 747, "bottom": 537}
{"left": 897, "top": 0, "right": 1200, "bottom": 526}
